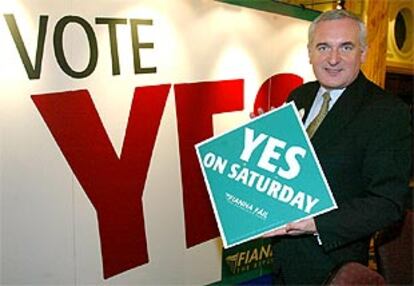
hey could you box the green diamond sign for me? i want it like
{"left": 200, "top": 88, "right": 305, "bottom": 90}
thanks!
{"left": 196, "top": 102, "right": 337, "bottom": 248}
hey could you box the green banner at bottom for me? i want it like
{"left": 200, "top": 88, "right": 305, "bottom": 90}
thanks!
{"left": 212, "top": 238, "right": 273, "bottom": 285}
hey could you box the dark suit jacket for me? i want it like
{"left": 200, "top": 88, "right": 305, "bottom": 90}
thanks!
{"left": 272, "top": 72, "right": 412, "bottom": 285}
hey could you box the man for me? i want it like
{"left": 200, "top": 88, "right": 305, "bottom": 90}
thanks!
{"left": 264, "top": 9, "right": 412, "bottom": 284}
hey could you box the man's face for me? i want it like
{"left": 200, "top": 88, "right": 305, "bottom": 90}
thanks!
{"left": 308, "top": 18, "right": 366, "bottom": 89}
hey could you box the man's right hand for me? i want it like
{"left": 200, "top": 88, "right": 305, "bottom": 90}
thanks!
{"left": 250, "top": 106, "right": 305, "bottom": 120}
{"left": 249, "top": 107, "right": 273, "bottom": 118}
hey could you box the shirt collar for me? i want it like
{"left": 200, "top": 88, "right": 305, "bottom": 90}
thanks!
{"left": 317, "top": 87, "right": 346, "bottom": 107}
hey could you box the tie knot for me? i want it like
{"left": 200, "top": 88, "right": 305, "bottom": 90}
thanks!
{"left": 322, "top": 92, "right": 331, "bottom": 102}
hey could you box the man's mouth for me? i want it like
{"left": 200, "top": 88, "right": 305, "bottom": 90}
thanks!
{"left": 324, "top": 68, "right": 342, "bottom": 76}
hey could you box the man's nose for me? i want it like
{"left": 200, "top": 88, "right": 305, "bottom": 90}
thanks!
{"left": 328, "top": 49, "right": 341, "bottom": 65}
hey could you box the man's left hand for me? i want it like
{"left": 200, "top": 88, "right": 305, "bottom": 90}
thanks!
{"left": 263, "top": 218, "right": 317, "bottom": 237}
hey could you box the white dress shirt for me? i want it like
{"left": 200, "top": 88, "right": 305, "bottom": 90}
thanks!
{"left": 304, "top": 87, "right": 346, "bottom": 128}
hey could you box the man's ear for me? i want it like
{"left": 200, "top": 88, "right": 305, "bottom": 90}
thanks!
{"left": 307, "top": 45, "right": 312, "bottom": 64}
{"left": 360, "top": 46, "right": 367, "bottom": 63}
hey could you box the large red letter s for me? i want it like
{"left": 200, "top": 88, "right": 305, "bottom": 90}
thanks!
{"left": 32, "top": 85, "right": 170, "bottom": 278}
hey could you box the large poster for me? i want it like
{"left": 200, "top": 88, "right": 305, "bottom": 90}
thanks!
{"left": 0, "top": 0, "right": 314, "bottom": 284}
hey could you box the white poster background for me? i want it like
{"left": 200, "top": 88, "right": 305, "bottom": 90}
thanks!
{"left": 0, "top": 0, "right": 314, "bottom": 284}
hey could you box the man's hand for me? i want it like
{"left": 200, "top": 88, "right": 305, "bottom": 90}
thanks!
{"left": 250, "top": 107, "right": 305, "bottom": 119}
{"left": 249, "top": 107, "right": 272, "bottom": 118}
{"left": 285, "top": 218, "right": 317, "bottom": 235}
{"left": 263, "top": 218, "right": 317, "bottom": 237}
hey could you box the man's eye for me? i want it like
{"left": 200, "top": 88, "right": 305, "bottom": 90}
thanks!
{"left": 342, "top": 45, "right": 354, "bottom": 51}
{"left": 318, "top": 46, "right": 328, "bottom": 52}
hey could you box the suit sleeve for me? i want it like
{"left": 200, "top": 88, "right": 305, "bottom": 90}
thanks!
{"left": 315, "top": 100, "right": 412, "bottom": 252}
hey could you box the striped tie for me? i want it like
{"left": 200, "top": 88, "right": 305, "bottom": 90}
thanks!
{"left": 306, "top": 92, "right": 331, "bottom": 139}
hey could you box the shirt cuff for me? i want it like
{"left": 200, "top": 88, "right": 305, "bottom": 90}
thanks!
{"left": 314, "top": 233, "right": 323, "bottom": 245}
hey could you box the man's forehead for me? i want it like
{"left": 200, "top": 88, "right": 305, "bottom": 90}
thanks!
{"left": 314, "top": 18, "right": 360, "bottom": 33}
{"left": 312, "top": 20, "right": 359, "bottom": 43}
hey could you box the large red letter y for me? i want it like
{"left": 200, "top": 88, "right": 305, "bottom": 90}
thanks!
{"left": 32, "top": 85, "right": 170, "bottom": 278}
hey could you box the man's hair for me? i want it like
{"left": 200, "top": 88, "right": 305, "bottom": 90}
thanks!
{"left": 308, "top": 9, "right": 367, "bottom": 49}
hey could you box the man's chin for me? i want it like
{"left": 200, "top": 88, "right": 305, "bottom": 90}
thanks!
{"left": 319, "top": 81, "right": 346, "bottom": 89}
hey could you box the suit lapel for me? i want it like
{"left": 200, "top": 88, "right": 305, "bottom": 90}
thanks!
{"left": 310, "top": 73, "right": 367, "bottom": 150}
{"left": 291, "top": 83, "right": 319, "bottom": 124}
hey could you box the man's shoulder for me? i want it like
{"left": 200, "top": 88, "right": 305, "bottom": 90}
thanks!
{"left": 288, "top": 80, "right": 319, "bottom": 101}
{"left": 357, "top": 76, "right": 410, "bottom": 124}
{"left": 360, "top": 75, "right": 406, "bottom": 108}
{"left": 360, "top": 75, "right": 388, "bottom": 97}
{"left": 293, "top": 80, "right": 319, "bottom": 93}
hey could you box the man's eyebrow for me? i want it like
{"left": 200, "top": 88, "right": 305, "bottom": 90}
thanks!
{"left": 340, "top": 41, "right": 355, "bottom": 46}
{"left": 315, "top": 42, "right": 329, "bottom": 47}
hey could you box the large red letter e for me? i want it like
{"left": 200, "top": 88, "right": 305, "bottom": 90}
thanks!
{"left": 174, "top": 79, "right": 244, "bottom": 247}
